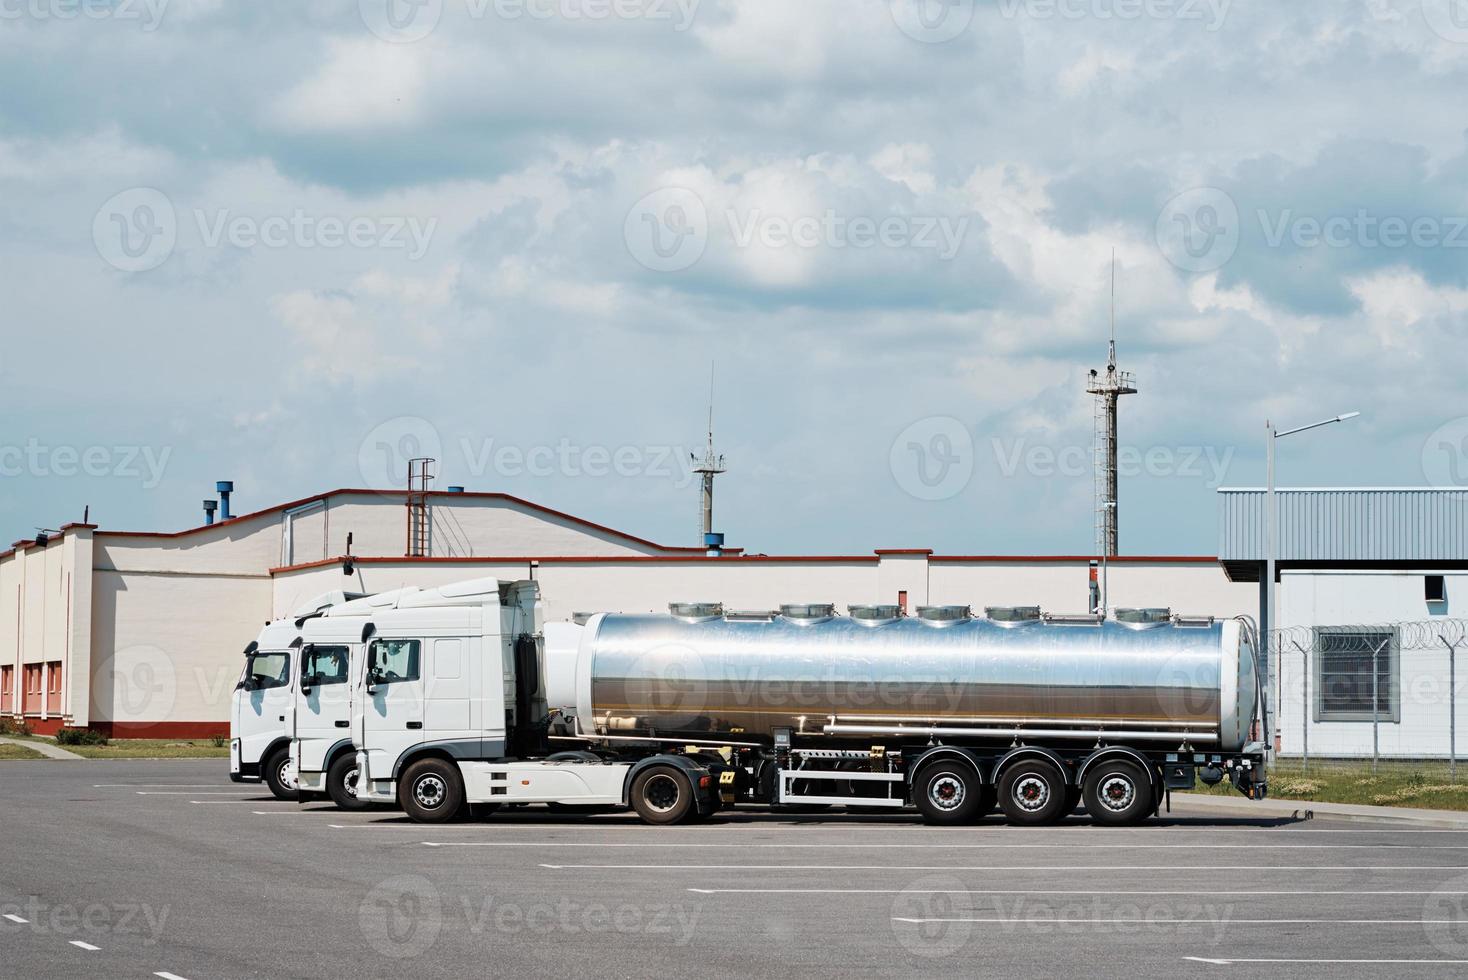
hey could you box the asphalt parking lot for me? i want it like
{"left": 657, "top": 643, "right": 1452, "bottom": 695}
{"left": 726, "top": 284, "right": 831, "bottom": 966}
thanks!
{"left": 3, "top": 760, "right": 1468, "bottom": 979}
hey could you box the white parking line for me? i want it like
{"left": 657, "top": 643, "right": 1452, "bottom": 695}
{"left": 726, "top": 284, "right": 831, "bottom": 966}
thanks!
{"left": 250, "top": 810, "right": 312, "bottom": 815}
{"left": 3, "top": 913, "right": 28, "bottom": 924}
{"left": 155, "top": 972, "right": 191, "bottom": 980}
{"left": 687, "top": 888, "right": 1468, "bottom": 895}
{"left": 137, "top": 791, "right": 257, "bottom": 796}
{"left": 95, "top": 784, "right": 236, "bottom": 788}
{"left": 420, "top": 841, "right": 1468, "bottom": 850}
{"left": 540, "top": 863, "right": 1468, "bottom": 871}
{"left": 898, "top": 917, "right": 1464, "bottom": 925}
{"left": 1185, "top": 957, "right": 1468, "bottom": 965}
{"left": 69, "top": 941, "right": 100, "bottom": 951}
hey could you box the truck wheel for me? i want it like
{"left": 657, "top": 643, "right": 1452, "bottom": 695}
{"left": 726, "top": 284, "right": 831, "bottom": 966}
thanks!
{"left": 327, "top": 754, "right": 369, "bottom": 811}
{"left": 399, "top": 758, "right": 465, "bottom": 824}
{"left": 629, "top": 765, "right": 694, "bottom": 825}
{"left": 912, "top": 760, "right": 985, "bottom": 825}
{"left": 1082, "top": 760, "right": 1152, "bottom": 826}
{"left": 263, "top": 747, "right": 298, "bottom": 802}
{"left": 997, "top": 759, "right": 1067, "bottom": 825}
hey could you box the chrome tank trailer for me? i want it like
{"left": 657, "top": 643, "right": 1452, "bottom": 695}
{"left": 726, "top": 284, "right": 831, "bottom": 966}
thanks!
{"left": 572, "top": 606, "right": 1257, "bottom": 752}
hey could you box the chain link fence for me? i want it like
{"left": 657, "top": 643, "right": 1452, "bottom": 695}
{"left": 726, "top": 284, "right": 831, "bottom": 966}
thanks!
{"left": 1265, "top": 619, "right": 1468, "bottom": 781}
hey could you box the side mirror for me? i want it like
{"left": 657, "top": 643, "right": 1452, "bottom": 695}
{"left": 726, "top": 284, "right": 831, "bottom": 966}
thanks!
{"left": 236, "top": 677, "right": 257, "bottom": 692}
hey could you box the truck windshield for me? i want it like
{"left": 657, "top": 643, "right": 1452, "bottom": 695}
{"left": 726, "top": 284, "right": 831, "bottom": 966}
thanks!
{"left": 244, "top": 651, "right": 291, "bottom": 690}
{"left": 301, "top": 646, "right": 349, "bottom": 686}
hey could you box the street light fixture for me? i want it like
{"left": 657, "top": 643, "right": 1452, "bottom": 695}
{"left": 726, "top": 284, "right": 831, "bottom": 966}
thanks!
{"left": 1265, "top": 410, "right": 1360, "bottom": 746}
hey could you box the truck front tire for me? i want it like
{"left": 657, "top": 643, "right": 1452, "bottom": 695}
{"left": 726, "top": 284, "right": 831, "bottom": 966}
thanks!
{"left": 400, "top": 758, "right": 465, "bottom": 823}
{"left": 263, "top": 747, "right": 298, "bottom": 802}
{"left": 1082, "top": 760, "right": 1152, "bottom": 826}
{"left": 912, "top": 759, "right": 986, "bottom": 825}
{"left": 997, "top": 759, "right": 1068, "bottom": 825}
{"left": 327, "top": 753, "right": 369, "bottom": 811}
{"left": 629, "top": 765, "right": 695, "bottom": 825}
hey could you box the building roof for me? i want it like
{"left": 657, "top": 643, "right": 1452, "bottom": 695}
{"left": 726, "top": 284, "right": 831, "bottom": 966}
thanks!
{"left": 1218, "top": 487, "right": 1468, "bottom": 580}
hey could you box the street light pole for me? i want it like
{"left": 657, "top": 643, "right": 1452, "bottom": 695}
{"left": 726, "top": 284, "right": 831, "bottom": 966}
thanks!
{"left": 1265, "top": 411, "right": 1360, "bottom": 753}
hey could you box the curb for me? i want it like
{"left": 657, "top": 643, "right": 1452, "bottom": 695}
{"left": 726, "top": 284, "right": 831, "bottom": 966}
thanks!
{"left": 1174, "top": 791, "right": 1468, "bottom": 830}
{"left": 0, "top": 736, "right": 84, "bottom": 761}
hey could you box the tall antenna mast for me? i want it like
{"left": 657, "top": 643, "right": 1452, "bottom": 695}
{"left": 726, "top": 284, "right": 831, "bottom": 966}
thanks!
{"left": 690, "top": 362, "right": 725, "bottom": 542}
{"left": 1086, "top": 248, "right": 1137, "bottom": 560}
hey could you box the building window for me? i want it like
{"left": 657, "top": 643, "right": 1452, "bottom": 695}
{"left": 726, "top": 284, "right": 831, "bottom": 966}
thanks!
{"left": 1313, "top": 628, "right": 1399, "bottom": 723}
{"left": 0, "top": 665, "right": 12, "bottom": 713}
{"left": 22, "top": 664, "right": 43, "bottom": 715}
{"left": 46, "top": 661, "right": 62, "bottom": 701}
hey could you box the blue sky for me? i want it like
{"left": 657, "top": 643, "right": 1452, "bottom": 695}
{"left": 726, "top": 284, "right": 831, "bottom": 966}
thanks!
{"left": 3, "top": 1, "right": 1467, "bottom": 555}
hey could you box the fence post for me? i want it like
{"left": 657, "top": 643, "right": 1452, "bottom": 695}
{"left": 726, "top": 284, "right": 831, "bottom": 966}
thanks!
{"left": 1444, "top": 637, "right": 1458, "bottom": 783}
{"left": 1371, "top": 638, "right": 1381, "bottom": 775}
{"left": 1299, "top": 642, "right": 1309, "bottom": 775}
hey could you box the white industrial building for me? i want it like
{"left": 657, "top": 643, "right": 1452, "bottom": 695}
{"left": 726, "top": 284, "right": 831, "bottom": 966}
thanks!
{"left": 1, "top": 486, "right": 1252, "bottom": 738}
{"left": 1218, "top": 488, "right": 1468, "bottom": 759}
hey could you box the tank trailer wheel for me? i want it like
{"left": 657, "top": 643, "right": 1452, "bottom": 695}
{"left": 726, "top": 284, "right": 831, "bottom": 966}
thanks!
{"left": 1082, "top": 760, "right": 1153, "bottom": 826}
{"left": 629, "top": 765, "right": 695, "bottom": 825}
{"left": 912, "top": 760, "right": 986, "bottom": 825}
{"left": 399, "top": 758, "right": 465, "bottom": 824}
{"left": 263, "top": 747, "right": 299, "bottom": 802}
{"left": 997, "top": 759, "right": 1069, "bottom": 825}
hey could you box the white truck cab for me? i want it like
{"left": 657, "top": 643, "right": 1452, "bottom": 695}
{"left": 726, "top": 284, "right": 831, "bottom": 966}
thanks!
{"left": 229, "top": 620, "right": 301, "bottom": 799}
{"left": 350, "top": 578, "right": 720, "bottom": 824}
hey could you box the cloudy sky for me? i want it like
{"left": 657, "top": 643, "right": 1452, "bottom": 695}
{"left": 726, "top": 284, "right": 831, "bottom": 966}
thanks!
{"left": 3, "top": 0, "right": 1467, "bottom": 556}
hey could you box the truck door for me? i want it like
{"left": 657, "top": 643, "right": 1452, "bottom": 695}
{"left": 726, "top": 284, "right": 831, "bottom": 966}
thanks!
{"left": 297, "top": 644, "right": 351, "bottom": 746}
{"left": 236, "top": 649, "right": 293, "bottom": 771}
{"left": 361, "top": 638, "right": 425, "bottom": 780}
{"left": 425, "top": 637, "right": 472, "bottom": 748}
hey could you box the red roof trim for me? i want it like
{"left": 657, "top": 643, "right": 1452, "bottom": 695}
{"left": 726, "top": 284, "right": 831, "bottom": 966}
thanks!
{"left": 89, "top": 488, "right": 718, "bottom": 555}
{"left": 270, "top": 553, "right": 877, "bottom": 574}
{"left": 930, "top": 555, "right": 1220, "bottom": 564}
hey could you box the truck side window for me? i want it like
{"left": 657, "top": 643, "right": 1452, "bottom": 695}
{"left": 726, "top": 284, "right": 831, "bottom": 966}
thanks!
{"left": 302, "top": 646, "right": 349, "bottom": 686}
{"left": 367, "top": 639, "right": 420, "bottom": 685}
{"left": 246, "top": 651, "right": 291, "bottom": 691}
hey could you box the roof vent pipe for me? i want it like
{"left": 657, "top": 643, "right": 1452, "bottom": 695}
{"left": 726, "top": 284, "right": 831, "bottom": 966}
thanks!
{"left": 202, "top": 500, "right": 218, "bottom": 526}
{"left": 215, "top": 481, "right": 234, "bottom": 520}
{"left": 446, "top": 486, "right": 465, "bottom": 493}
